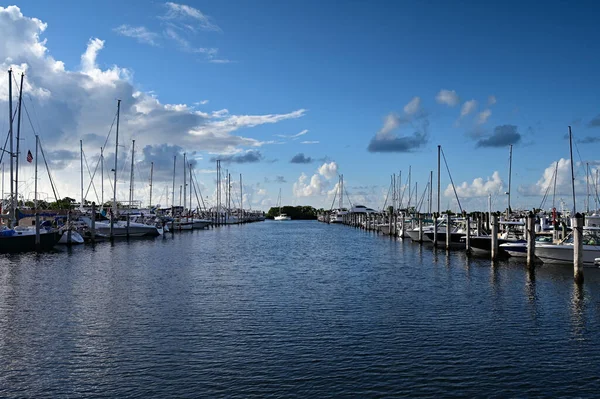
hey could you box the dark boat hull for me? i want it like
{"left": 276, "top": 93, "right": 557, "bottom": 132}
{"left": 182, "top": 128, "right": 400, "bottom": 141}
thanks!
{"left": 423, "top": 232, "right": 465, "bottom": 249}
{"left": 0, "top": 231, "right": 61, "bottom": 253}
{"left": 465, "top": 237, "right": 526, "bottom": 255}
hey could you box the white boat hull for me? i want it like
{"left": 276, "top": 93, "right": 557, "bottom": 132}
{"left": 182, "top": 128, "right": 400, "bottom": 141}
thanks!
{"left": 535, "top": 244, "right": 600, "bottom": 266}
{"left": 58, "top": 231, "right": 85, "bottom": 244}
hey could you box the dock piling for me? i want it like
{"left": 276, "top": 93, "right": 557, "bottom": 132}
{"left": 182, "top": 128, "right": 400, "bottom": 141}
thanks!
{"left": 491, "top": 214, "right": 498, "bottom": 260}
{"left": 573, "top": 213, "right": 584, "bottom": 283}
{"left": 526, "top": 213, "right": 536, "bottom": 268}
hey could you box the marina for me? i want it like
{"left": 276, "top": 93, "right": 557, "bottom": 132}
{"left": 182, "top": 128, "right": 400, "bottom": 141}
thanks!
{"left": 2, "top": 220, "right": 600, "bottom": 397}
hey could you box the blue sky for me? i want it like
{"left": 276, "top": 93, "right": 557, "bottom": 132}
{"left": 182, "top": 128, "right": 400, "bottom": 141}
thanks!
{"left": 1, "top": 1, "right": 600, "bottom": 211}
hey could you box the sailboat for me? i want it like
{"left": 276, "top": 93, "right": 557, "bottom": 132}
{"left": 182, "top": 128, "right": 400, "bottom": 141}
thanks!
{"left": 274, "top": 189, "right": 291, "bottom": 221}
{"left": 81, "top": 101, "right": 159, "bottom": 237}
{"left": 0, "top": 70, "right": 61, "bottom": 252}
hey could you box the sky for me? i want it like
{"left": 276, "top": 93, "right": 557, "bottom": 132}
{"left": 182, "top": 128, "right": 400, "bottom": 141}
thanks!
{"left": 1, "top": 1, "right": 600, "bottom": 212}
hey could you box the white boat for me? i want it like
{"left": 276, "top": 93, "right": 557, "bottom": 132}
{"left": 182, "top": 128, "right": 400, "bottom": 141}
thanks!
{"left": 329, "top": 209, "right": 347, "bottom": 224}
{"left": 274, "top": 189, "right": 291, "bottom": 221}
{"left": 535, "top": 227, "right": 600, "bottom": 266}
{"left": 58, "top": 230, "right": 85, "bottom": 244}
{"left": 81, "top": 217, "right": 160, "bottom": 237}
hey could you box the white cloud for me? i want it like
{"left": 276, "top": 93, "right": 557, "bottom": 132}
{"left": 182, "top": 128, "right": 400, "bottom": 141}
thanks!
{"left": 113, "top": 25, "right": 158, "bottom": 46}
{"left": 275, "top": 129, "right": 308, "bottom": 139}
{"left": 436, "top": 89, "right": 459, "bottom": 107}
{"left": 163, "top": 2, "right": 222, "bottom": 32}
{"left": 476, "top": 109, "right": 492, "bottom": 125}
{"left": 301, "top": 141, "right": 319, "bottom": 144}
{"left": 318, "top": 161, "right": 338, "bottom": 179}
{"left": 445, "top": 171, "right": 504, "bottom": 198}
{"left": 198, "top": 99, "right": 209, "bottom": 105}
{"left": 0, "top": 6, "right": 305, "bottom": 204}
{"left": 403, "top": 96, "right": 421, "bottom": 115}
{"left": 488, "top": 95, "right": 497, "bottom": 105}
{"left": 460, "top": 100, "right": 477, "bottom": 118}
{"left": 293, "top": 161, "right": 338, "bottom": 198}
{"left": 518, "top": 158, "right": 596, "bottom": 199}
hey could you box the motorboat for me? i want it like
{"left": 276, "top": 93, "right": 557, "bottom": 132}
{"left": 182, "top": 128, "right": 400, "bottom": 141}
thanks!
{"left": 535, "top": 227, "right": 600, "bottom": 266}
{"left": 274, "top": 213, "right": 291, "bottom": 221}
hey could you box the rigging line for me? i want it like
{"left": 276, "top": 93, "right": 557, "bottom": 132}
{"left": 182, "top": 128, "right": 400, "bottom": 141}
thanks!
{"left": 82, "top": 149, "right": 100, "bottom": 204}
{"left": 381, "top": 179, "right": 392, "bottom": 211}
{"left": 192, "top": 169, "right": 207, "bottom": 211}
{"left": 0, "top": 107, "right": 21, "bottom": 165}
{"left": 440, "top": 147, "right": 463, "bottom": 213}
{"left": 37, "top": 137, "right": 60, "bottom": 202}
{"left": 398, "top": 174, "right": 409, "bottom": 209}
{"left": 539, "top": 161, "right": 557, "bottom": 211}
{"left": 416, "top": 182, "right": 429, "bottom": 213}
{"left": 343, "top": 186, "right": 354, "bottom": 208}
{"left": 329, "top": 186, "right": 338, "bottom": 211}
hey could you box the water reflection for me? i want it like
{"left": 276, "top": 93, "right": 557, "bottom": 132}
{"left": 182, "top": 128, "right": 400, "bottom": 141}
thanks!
{"left": 570, "top": 282, "right": 586, "bottom": 341}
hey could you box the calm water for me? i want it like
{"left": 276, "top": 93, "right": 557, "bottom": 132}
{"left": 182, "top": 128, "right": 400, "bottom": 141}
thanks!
{"left": 1, "top": 221, "right": 600, "bottom": 397}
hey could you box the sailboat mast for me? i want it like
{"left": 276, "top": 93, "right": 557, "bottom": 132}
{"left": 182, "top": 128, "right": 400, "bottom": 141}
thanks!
{"left": 408, "top": 166, "right": 412, "bottom": 212}
{"left": 429, "top": 170, "right": 433, "bottom": 215}
{"left": 34, "top": 136, "right": 38, "bottom": 210}
{"left": 437, "top": 145, "right": 441, "bottom": 215}
{"left": 100, "top": 147, "right": 104, "bottom": 207}
{"left": 172, "top": 155, "right": 176, "bottom": 208}
{"left": 240, "top": 173, "right": 243, "bottom": 216}
{"left": 14, "top": 73, "right": 23, "bottom": 224}
{"left": 8, "top": 70, "right": 14, "bottom": 226}
{"left": 586, "top": 162, "right": 590, "bottom": 214}
{"left": 129, "top": 140, "right": 135, "bottom": 209}
{"left": 111, "top": 99, "right": 121, "bottom": 238}
{"left": 569, "top": 126, "right": 576, "bottom": 214}
{"left": 189, "top": 165, "right": 193, "bottom": 215}
{"left": 80, "top": 140, "right": 84, "bottom": 209}
{"left": 183, "top": 153, "right": 187, "bottom": 212}
{"left": 149, "top": 161, "right": 153, "bottom": 208}
{"left": 507, "top": 144, "right": 512, "bottom": 217}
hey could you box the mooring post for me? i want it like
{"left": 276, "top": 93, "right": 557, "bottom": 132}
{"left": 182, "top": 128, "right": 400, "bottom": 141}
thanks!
{"left": 477, "top": 214, "right": 482, "bottom": 236}
{"left": 433, "top": 213, "right": 438, "bottom": 247}
{"left": 491, "top": 214, "right": 499, "bottom": 260}
{"left": 573, "top": 213, "right": 584, "bottom": 283}
{"left": 527, "top": 213, "right": 536, "bottom": 268}
{"left": 91, "top": 202, "right": 96, "bottom": 243}
{"left": 418, "top": 215, "right": 423, "bottom": 243}
{"left": 446, "top": 213, "right": 451, "bottom": 249}
{"left": 465, "top": 215, "right": 471, "bottom": 254}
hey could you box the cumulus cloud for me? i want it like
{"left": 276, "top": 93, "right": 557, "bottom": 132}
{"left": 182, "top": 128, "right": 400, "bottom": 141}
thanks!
{"left": 518, "top": 158, "right": 596, "bottom": 198}
{"left": 476, "top": 109, "right": 492, "bottom": 125}
{"left": 290, "top": 153, "right": 313, "bottom": 164}
{"left": 476, "top": 125, "right": 521, "bottom": 148}
{"left": 460, "top": 100, "right": 477, "bottom": 118}
{"left": 367, "top": 103, "right": 429, "bottom": 153}
{"left": 113, "top": 25, "right": 159, "bottom": 46}
{"left": 445, "top": 171, "right": 504, "bottom": 198}
{"left": 0, "top": 6, "right": 304, "bottom": 203}
{"left": 210, "top": 150, "right": 263, "bottom": 164}
{"left": 436, "top": 89, "right": 459, "bottom": 107}
{"left": 403, "top": 96, "right": 421, "bottom": 115}
{"left": 292, "top": 161, "right": 338, "bottom": 197}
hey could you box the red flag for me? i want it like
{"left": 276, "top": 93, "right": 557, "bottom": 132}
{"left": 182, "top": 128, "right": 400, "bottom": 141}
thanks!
{"left": 26, "top": 150, "right": 33, "bottom": 163}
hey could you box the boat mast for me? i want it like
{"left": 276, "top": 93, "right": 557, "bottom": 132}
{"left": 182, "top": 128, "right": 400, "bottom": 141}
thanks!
{"left": 569, "top": 126, "right": 576, "bottom": 214}
{"left": 80, "top": 140, "right": 84, "bottom": 210}
{"left": 429, "top": 170, "right": 433, "bottom": 216}
{"left": 228, "top": 172, "right": 231, "bottom": 219}
{"left": 35, "top": 135, "right": 40, "bottom": 248}
{"left": 129, "top": 140, "right": 135, "bottom": 210}
{"left": 507, "top": 144, "right": 512, "bottom": 218}
{"left": 408, "top": 165, "right": 412, "bottom": 212}
{"left": 149, "top": 161, "right": 153, "bottom": 208}
{"left": 339, "top": 174, "right": 343, "bottom": 209}
{"left": 172, "top": 155, "right": 176, "bottom": 209}
{"left": 240, "top": 173, "right": 243, "bottom": 219}
{"left": 14, "top": 73, "right": 23, "bottom": 225}
{"left": 190, "top": 165, "right": 193, "bottom": 215}
{"left": 183, "top": 152, "right": 187, "bottom": 214}
{"left": 437, "top": 145, "right": 441, "bottom": 216}
{"left": 100, "top": 147, "right": 104, "bottom": 208}
{"left": 8, "top": 69, "right": 14, "bottom": 227}
{"left": 111, "top": 99, "right": 121, "bottom": 238}
{"left": 586, "top": 162, "right": 590, "bottom": 214}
